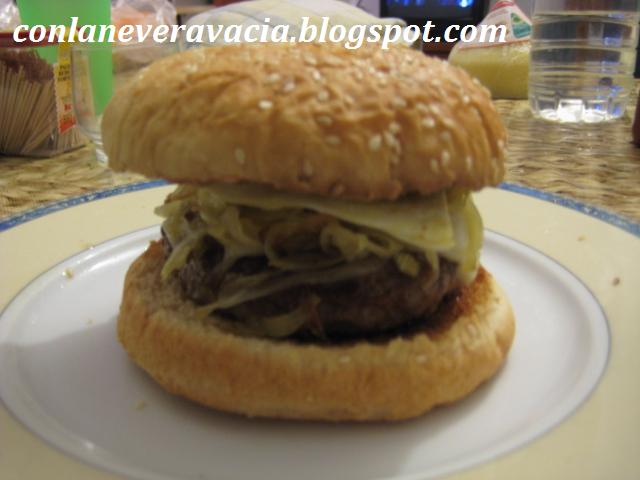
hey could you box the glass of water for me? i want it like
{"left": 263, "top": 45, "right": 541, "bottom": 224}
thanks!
{"left": 528, "top": 0, "right": 640, "bottom": 123}
{"left": 71, "top": 41, "right": 180, "bottom": 163}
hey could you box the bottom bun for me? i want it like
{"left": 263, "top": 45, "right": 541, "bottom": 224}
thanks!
{"left": 118, "top": 241, "right": 515, "bottom": 422}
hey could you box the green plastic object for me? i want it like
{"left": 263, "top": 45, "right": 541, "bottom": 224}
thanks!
{"left": 16, "top": 0, "right": 113, "bottom": 114}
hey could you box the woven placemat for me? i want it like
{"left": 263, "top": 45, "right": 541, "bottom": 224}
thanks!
{"left": 1, "top": 98, "right": 639, "bottom": 224}
{"left": 496, "top": 98, "right": 640, "bottom": 223}
{"left": 0, "top": 145, "right": 144, "bottom": 219}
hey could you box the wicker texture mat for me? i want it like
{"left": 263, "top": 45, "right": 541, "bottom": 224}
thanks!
{"left": 1, "top": 99, "right": 639, "bottom": 223}
{"left": 0, "top": 145, "right": 144, "bottom": 218}
{"left": 495, "top": 100, "right": 640, "bottom": 223}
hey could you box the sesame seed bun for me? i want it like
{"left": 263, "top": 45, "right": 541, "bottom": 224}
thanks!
{"left": 118, "top": 241, "right": 515, "bottom": 421}
{"left": 102, "top": 42, "right": 507, "bottom": 200}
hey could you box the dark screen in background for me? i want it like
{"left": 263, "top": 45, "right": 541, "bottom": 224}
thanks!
{"left": 385, "top": 0, "right": 475, "bottom": 19}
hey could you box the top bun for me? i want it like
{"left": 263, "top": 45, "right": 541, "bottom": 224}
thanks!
{"left": 102, "top": 42, "right": 507, "bottom": 200}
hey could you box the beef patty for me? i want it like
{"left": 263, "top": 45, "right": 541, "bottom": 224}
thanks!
{"left": 164, "top": 233, "right": 461, "bottom": 339}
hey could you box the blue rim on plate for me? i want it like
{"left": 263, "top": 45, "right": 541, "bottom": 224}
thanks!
{"left": 0, "top": 180, "right": 167, "bottom": 233}
{"left": 0, "top": 180, "right": 638, "bottom": 237}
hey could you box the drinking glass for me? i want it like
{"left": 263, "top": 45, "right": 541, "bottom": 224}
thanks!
{"left": 529, "top": 0, "right": 640, "bottom": 123}
{"left": 71, "top": 41, "right": 180, "bottom": 163}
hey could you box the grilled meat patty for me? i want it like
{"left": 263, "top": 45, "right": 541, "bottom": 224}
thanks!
{"left": 163, "top": 233, "right": 460, "bottom": 339}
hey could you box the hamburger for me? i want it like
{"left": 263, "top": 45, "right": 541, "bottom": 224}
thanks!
{"left": 102, "top": 42, "right": 515, "bottom": 421}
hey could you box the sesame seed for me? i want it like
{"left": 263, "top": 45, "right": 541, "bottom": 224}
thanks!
{"left": 442, "top": 151, "right": 451, "bottom": 164}
{"left": 369, "top": 134, "right": 382, "bottom": 151}
{"left": 416, "top": 103, "right": 429, "bottom": 112}
{"left": 311, "top": 69, "right": 323, "bottom": 81}
{"left": 325, "top": 55, "right": 343, "bottom": 66}
{"left": 443, "top": 118, "right": 456, "bottom": 130}
{"left": 384, "top": 131, "right": 396, "bottom": 148}
{"left": 368, "top": 66, "right": 376, "bottom": 74}
{"left": 234, "top": 148, "right": 246, "bottom": 164}
{"left": 282, "top": 81, "right": 296, "bottom": 93}
{"left": 440, "top": 131, "right": 452, "bottom": 143}
{"left": 391, "top": 97, "right": 407, "bottom": 109}
{"left": 354, "top": 71, "right": 364, "bottom": 80}
{"left": 344, "top": 94, "right": 355, "bottom": 105}
{"left": 430, "top": 159, "right": 439, "bottom": 172}
{"left": 416, "top": 355, "right": 427, "bottom": 364}
{"left": 317, "top": 90, "right": 329, "bottom": 102}
{"left": 462, "top": 95, "right": 471, "bottom": 105}
{"left": 497, "top": 139, "right": 505, "bottom": 150}
{"left": 304, "top": 54, "right": 317, "bottom": 66}
{"left": 339, "top": 355, "right": 351, "bottom": 364}
{"left": 326, "top": 135, "right": 341, "bottom": 145}
{"left": 430, "top": 105, "right": 441, "bottom": 116}
{"left": 258, "top": 100, "right": 273, "bottom": 110}
{"left": 265, "top": 73, "right": 280, "bottom": 83}
{"left": 303, "top": 160, "right": 314, "bottom": 177}
{"left": 422, "top": 117, "right": 436, "bottom": 128}
{"left": 317, "top": 115, "right": 333, "bottom": 126}
{"left": 389, "top": 122, "right": 401, "bottom": 133}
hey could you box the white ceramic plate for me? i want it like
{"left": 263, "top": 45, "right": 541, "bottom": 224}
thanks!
{"left": 0, "top": 225, "right": 609, "bottom": 480}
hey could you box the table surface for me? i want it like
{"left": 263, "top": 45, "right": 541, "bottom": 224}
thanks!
{"left": 1, "top": 97, "right": 639, "bottom": 224}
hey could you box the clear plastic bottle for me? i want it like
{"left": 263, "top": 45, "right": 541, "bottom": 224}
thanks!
{"left": 529, "top": 0, "right": 640, "bottom": 123}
